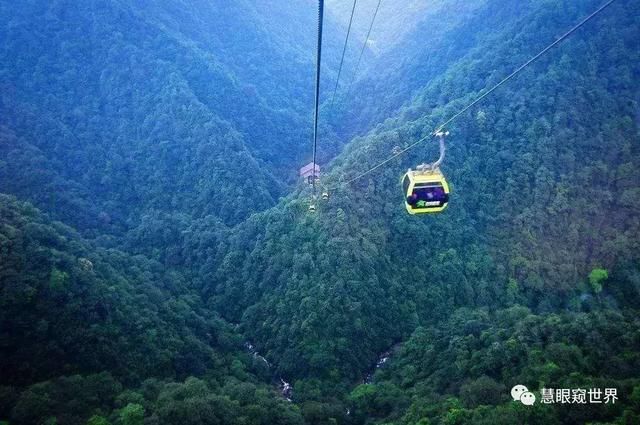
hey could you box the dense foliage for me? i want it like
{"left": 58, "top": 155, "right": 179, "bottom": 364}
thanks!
{"left": 350, "top": 304, "right": 640, "bottom": 424}
{"left": 0, "top": 0, "right": 346, "bottom": 235}
{"left": 1, "top": 0, "right": 639, "bottom": 424}
{"left": 0, "top": 195, "right": 303, "bottom": 424}
{"left": 210, "top": 0, "right": 640, "bottom": 391}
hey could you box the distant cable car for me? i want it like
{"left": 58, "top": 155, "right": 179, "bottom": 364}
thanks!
{"left": 308, "top": 202, "right": 317, "bottom": 212}
{"left": 321, "top": 191, "right": 329, "bottom": 201}
{"left": 402, "top": 131, "right": 450, "bottom": 214}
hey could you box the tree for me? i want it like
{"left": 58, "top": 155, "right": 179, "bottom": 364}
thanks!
{"left": 119, "top": 403, "right": 144, "bottom": 425}
{"left": 588, "top": 268, "right": 608, "bottom": 294}
{"left": 87, "top": 415, "right": 111, "bottom": 425}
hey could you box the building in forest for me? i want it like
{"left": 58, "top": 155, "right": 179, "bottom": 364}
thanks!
{"left": 299, "top": 162, "right": 320, "bottom": 184}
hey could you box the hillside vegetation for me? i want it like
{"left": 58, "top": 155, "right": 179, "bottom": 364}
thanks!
{"left": 0, "top": 0, "right": 639, "bottom": 424}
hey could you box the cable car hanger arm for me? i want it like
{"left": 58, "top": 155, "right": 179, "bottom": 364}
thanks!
{"left": 417, "top": 130, "right": 448, "bottom": 172}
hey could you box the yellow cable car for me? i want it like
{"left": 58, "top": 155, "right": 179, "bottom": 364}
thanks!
{"left": 402, "top": 130, "right": 450, "bottom": 215}
{"left": 402, "top": 168, "right": 449, "bottom": 214}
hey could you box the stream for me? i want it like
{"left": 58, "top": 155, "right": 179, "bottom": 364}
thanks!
{"left": 244, "top": 341, "right": 292, "bottom": 401}
{"left": 363, "top": 343, "right": 401, "bottom": 384}
{"left": 243, "top": 340, "right": 401, "bottom": 403}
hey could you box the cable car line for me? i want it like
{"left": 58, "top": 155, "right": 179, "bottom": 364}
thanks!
{"left": 344, "top": 0, "right": 382, "bottom": 97}
{"left": 327, "top": 0, "right": 618, "bottom": 192}
{"left": 310, "top": 0, "right": 379, "bottom": 210}
{"left": 310, "top": 0, "right": 325, "bottom": 202}
{"left": 328, "top": 0, "right": 359, "bottom": 112}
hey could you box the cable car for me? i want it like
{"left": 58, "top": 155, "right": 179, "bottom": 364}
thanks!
{"left": 402, "top": 130, "right": 450, "bottom": 214}
{"left": 402, "top": 168, "right": 449, "bottom": 214}
{"left": 321, "top": 191, "right": 329, "bottom": 201}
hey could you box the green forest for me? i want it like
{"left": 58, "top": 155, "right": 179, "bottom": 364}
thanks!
{"left": 1, "top": 0, "right": 639, "bottom": 424}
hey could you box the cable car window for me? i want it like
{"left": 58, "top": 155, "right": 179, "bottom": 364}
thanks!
{"left": 402, "top": 175, "right": 410, "bottom": 195}
{"left": 411, "top": 186, "right": 448, "bottom": 208}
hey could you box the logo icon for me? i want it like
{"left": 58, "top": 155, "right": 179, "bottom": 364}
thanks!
{"left": 512, "top": 385, "right": 536, "bottom": 405}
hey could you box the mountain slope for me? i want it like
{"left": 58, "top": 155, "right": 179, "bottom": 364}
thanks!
{"left": 354, "top": 305, "right": 640, "bottom": 424}
{"left": 203, "top": 0, "right": 640, "bottom": 418}
{"left": 0, "top": 0, "right": 352, "bottom": 236}
{"left": 0, "top": 194, "right": 304, "bottom": 425}
{"left": 0, "top": 0, "right": 639, "bottom": 424}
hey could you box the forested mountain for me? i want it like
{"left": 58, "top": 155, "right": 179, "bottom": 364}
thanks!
{"left": 0, "top": 195, "right": 304, "bottom": 425}
{"left": 210, "top": 0, "right": 640, "bottom": 420}
{"left": 0, "top": 0, "right": 346, "bottom": 235}
{"left": 327, "top": 0, "right": 492, "bottom": 138}
{"left": 1, "top": 0, "right": 639, "bottom": 424}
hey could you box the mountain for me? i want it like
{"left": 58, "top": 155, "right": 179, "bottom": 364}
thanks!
{"left": 1, "top": 0, "right": 639, "bottom": 424}
{"left": 352, "top": 304, "right": 640, "bottom": 424}
{"left": 325, "top": 0, "right": 439, "bottom": 55}
{"left": 0, "top": 0, "right": 350, "bottom": 236}
{"left": 0, "top": 194, "right": 304, "bottom": 424}
{"left": 328, "top": 0, "right": 528, "bottom": 138}
{"left": 207, "top": 0, "right": 640, "bottom": 420}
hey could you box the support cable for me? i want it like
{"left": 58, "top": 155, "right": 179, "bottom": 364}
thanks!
{"left": 311, "top": 0, "right": 325, "bottom": 197}
{"left": 328, "top": 0, "right": 359, "bottom": 112}
{"left": 328, "top": 0, "right": 618, "bottom": 190}
{"left": 344, "top": 0, "right": 382, "bottom": 97}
